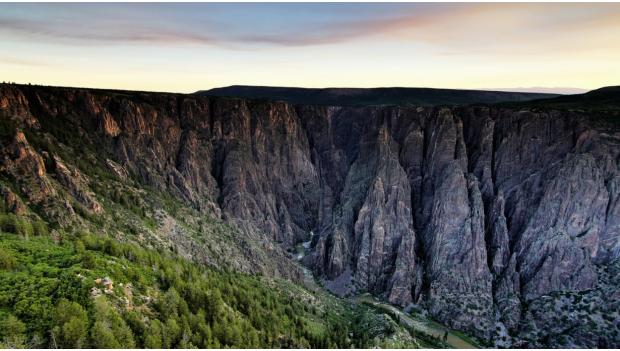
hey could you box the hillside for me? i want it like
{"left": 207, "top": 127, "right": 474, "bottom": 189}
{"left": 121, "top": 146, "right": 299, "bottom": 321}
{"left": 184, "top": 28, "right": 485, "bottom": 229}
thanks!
{"left": 502, "top": 85, "right": 620, "bottom": 112}
{"left": 198, "top": 85, "right": 558, "bottom": 107}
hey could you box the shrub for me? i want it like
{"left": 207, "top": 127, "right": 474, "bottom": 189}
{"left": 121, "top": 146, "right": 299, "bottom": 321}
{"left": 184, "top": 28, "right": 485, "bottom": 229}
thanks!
{"left": 0, "top": 214, "right": 34, "bottom": 237}
{"left": 0, "top": 213, "right": 17, "bottom": 233}
{"left": 32, "top": 220, "right": 48, "bottom": 236}
{"left": 0, "top": 314, "right": 27, "bottom": 348}
{"left": 74, "top": 240, "right": 86, "bottom": 255}
{"left": 103, "top": 238, "right": 121, "bottom": 257}
{"left": 52, "top": 299, "right": 89, "bottom": 348}
{"left": 15, "top": 217, "right": 33, "bottom": 237}
{"left": 0, "top": 247, "right": 16, "bottom": 270}
{"left": 90, "top": 297, "right": 135, "bottom": 348}
{"left": 81, "top": 251, "right": 96, "bottom": 269}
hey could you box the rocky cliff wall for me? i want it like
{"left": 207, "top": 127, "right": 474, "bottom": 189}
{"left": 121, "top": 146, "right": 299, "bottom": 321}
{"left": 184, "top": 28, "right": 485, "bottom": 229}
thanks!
{"left": 1, "top": 84, "right": 618, "bottom": 346}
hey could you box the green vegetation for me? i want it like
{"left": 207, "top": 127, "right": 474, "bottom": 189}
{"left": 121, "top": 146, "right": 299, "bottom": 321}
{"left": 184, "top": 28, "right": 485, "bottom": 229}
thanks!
{"left": 0, "top": 227, "right": 420, "bottom": 348}
{"left": 0, "top": 247, "right": 16, "bottom": 270}
{"left": 0, "top": 314, "right": 27, "bottom": 348}
{"left": 0, "top": 213, "right": 34, "bottom": 238}
{"left": 359, "top": 301, "right": 449, "bottom": 348}
{"left": 1, "top": 111, "right": 357, "bottom": 348}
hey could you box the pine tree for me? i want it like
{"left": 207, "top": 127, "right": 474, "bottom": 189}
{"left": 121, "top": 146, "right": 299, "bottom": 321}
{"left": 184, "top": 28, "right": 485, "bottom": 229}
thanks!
{"left": 163, "top": 317, "right": 181, "bottom": 348}
{"left": 0, "top": 314, "right": 26, "bottom": 348}
{"left": 90, "top": 297, "right": 135, "bottom": 348}
{"left": 52, "top": 299, "right": 89, "bottom": 348}
{"left": 0, "top": 248, "right": 16, "bottom": 270}
{"left": 144, "top": 320, "right": 163, "bottom": 348}
{"left": 90, "top": 321, "right": 120, "bottom": 348}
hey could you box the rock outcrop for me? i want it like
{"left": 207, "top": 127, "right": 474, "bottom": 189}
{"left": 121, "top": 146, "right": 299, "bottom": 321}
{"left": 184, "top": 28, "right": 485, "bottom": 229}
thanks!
{"left": 0, "top": 131, "right": 56, "bottom": 204}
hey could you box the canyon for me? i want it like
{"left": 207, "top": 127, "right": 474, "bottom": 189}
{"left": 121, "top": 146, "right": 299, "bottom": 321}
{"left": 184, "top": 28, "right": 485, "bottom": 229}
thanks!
{"left": 1, "top": 83, "right": 619, "bottom": 347}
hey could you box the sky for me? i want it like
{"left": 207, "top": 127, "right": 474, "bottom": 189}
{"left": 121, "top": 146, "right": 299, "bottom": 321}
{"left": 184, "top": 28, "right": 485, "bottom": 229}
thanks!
{"left": 0, "top": 3, "right": 619, "bottom": 94}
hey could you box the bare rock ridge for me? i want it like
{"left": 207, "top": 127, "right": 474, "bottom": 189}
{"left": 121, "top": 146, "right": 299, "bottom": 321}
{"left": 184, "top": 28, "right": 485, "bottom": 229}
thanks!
{"left": 1, "top": 83, "right": 619, "bottom": 347}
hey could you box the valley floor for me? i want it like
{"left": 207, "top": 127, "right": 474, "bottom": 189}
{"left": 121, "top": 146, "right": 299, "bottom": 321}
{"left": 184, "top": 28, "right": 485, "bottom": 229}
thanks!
{"left": 355, "top": 294, "right": 478, "bottom": 349}
{"left": 293, "top": 239, "right": 476, "bottom": 348}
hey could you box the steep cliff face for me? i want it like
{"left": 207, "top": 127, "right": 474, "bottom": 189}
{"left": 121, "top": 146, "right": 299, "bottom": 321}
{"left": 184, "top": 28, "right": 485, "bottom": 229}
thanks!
{"left": 302, "top": 104, "right": 619, "bottom": 345}
{"left": 1, "top": 84, "right": 618, "bottom": 347}
{"left": 0, "top": 84, "right": 306, "bottom": 280}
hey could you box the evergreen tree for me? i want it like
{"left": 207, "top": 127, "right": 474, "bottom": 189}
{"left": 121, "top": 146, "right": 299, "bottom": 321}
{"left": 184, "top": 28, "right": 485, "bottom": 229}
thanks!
{"left": 90, "top": 320, "right": 120, "bottom": 348}
{"left": 163, "top": 317, "right": 181, "bottom": 348}
{"left": 144, "top": 319, "right": 163, "bottom": 348}
{"left": 159, "top": 287, "right": 181, "bottom": 317}
{"left": 32, "top": 219, "right": 48, "bottom": 236}
{"left": 90, "top": 297, "right": 135, "bottom": 348}
{"left": 206, "top": 290, "right": 224, "bottom": 323}
{"left": 0, "top": 314, "right": 26, "bottom": 348}
{"left": 0, "top": 247, "right": 16, "bottom": 270}
{"left": 81, "top": 251, "right": 96, "bottom": 269}
{"left": 52, "top": 299, "right": 89, "bottom": 348}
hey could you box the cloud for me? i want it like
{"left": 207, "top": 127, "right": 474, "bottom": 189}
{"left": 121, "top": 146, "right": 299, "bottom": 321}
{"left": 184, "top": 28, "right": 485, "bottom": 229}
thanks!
{"left": 0, "top": 4, "right": 473, "bottom": 48}
{"left": 226, "top": 3, "right": 620, "bottom": 53}
{"left": 0, "top": 56, "right": 49, "bottom": 67}
{"left": 0, "top": 17, "right": 219, "bottom": 46}
{"left": 0, "top": 3, "right": 619, "bottom": 53}
{"left": 223, "top": 4, "right": 466, "bottom": 47}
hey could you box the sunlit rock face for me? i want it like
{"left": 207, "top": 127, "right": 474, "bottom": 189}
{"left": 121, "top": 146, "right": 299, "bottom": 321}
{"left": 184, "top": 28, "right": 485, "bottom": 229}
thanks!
{"left": 2, "top": 83, "right": 619, "bottom": 346}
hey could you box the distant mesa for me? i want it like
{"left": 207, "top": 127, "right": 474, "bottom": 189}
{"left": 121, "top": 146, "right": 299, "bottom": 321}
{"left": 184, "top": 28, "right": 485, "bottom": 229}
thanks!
{"left": 499, "top": 85, "right": 620, "bottom": 111}
{"left": 197, "top": 85, "right": 560, "bottom": 107}
{"left": 488, "top": 87, "right": 589, "bottom": 95}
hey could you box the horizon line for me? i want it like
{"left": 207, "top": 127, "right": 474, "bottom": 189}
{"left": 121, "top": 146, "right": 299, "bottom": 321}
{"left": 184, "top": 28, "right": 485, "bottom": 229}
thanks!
{"left": 1, "top": 80, "right": 594, "bottom": 96}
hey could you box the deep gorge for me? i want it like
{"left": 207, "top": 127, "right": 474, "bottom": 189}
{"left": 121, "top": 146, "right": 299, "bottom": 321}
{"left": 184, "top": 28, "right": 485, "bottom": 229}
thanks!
{"left": 1, "top": 84, "right": 619, "bottom": 347}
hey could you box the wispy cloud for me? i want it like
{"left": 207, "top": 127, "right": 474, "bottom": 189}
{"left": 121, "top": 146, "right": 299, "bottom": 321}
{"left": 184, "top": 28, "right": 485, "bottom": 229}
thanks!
{"left": 0, "top": 4, "right": 485, "bottom": 49}
{"left": 1, "top": 3, "right": 619, "bottom": 52}
{"left": 0, "top": 18, "right": 219, "bottom": 46}
{"left": 0, "top": 55, "right": 49, "bottom": 67}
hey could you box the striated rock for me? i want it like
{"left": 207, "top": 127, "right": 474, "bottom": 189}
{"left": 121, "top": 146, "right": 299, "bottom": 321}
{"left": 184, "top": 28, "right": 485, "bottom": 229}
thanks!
{"left": 0, "top": 85, "right": 39, "bottom": 128}
{"left": 212, "top": 100, "right": 321, "bottom": 246}
{"left": 0, "top": 185, "right": 27, "bottom": 215}
{"left": 0, "top": 131, "right": 55, "bottom": 204}
{"left": 494, "top": 254, "right": 521, "bottom": 332}
{"left": 352, "top": 125, "right": 418, "bottom": 297}
{"left": 105, "top": 158, "right": 128, "bottom": 180}
{"left": 425, "top": 167, "right": 493, "bottom": 338}
{"left": 461, "top": 106, "right": 496, "bottom": 200}
{"left": 99, "top": 111, "right": 121, "bottom": 137}
{"left": 52, "top": 155, "right": 103, "bottom": 214}
{"left": 488, "top": 191, "right": 509, "bottom": 276}
{"left": 516, "top": 154, "right": 607, "bottom": 299}
{"left": 598, "top": 175, "right": 620, "bottom": 263}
